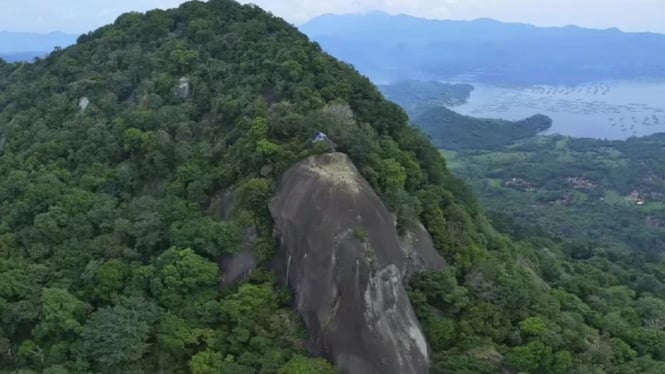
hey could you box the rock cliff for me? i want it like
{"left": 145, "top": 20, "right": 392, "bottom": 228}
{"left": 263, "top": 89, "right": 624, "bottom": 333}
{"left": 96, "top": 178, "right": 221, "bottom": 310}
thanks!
{"left": 270, "top": 152, "right": 445, "bottom": 374}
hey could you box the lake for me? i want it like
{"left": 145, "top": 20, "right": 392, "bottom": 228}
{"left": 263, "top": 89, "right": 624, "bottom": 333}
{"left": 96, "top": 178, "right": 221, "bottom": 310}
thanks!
{"left": 450, "top": 80, "right": 665, "bottom": 140}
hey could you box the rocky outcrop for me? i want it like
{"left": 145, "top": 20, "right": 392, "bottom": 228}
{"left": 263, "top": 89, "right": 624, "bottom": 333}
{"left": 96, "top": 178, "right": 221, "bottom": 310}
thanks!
{"left": 78, "top": 96, "right": 90, "bottom": 111}
{"left": 270, "top": 152, "right": 445, "bottom": 374}
{"left": 400, "top": 222, "right": 447, "bottom": 279}
{"left": 219, "top": 246, "right": 257, "bottom": 287}
{"left": 177, "top": 77, "right": 191, "bottom": 99}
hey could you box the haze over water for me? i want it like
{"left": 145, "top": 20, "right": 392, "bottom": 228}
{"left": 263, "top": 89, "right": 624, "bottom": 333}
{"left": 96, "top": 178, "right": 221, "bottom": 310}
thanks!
{"left": 451, "top": 80, "right": 665, "bottom": 140}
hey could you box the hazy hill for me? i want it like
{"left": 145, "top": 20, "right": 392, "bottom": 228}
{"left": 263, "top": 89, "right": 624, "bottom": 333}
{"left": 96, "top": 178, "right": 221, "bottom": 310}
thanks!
{"left": 377, "top": 80, "right": 552, "bottom": 150}
{"left": 378, "top": 80, "right": 474, "bottom": 111}
{"left": 413, "top": 106, "right": 552, "bottom": 150}
{"left": 0, "top": 30, "right": 78, "bottom": 61}
{"left": 301, "top": 12, "right": 665, "bottom": 84}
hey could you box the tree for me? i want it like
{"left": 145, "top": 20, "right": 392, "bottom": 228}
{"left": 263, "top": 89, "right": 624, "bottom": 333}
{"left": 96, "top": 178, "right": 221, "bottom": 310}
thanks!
{"left": 81, "top": 298, "right": 160, "bottom": 367}
{"left": 169, "top": 218, "right": 243, "bottom": 257}
{"left": 520, "top": 316, "right": 547, "bottom": 337}
{"left": 169, "top": 45, "right": 199, "bottom": 73}
{"left": 34, "top": 288, "right": 90, "bottom": 340}
{"left": 426, "top": 318, "right": 457, "bottom": 351}
{"left": 156, "top": 315, "right": 210, "bottom": 356}
{"left": 149, "top": 248, "right": 218, "bottom": 309}
{"left": 87, "top": 259, "right": 132, "bottom": 302}
{"left": 277, "top": 356, "right": 337, "bottom": 374}
{"left": 505, "top": 341, "right": 553, "bottom": 373}
{"left": 190, "top": 350, "right": 253, "bottom": 374}
{"left": 189, "top": 350, "right": 223, "bottom": 374}
{"left": 548, "top": 350, "right": 574, "bottom": 374}
{"left": 636, "top": 297, "right": 665, "bottom": 330}
{"left": 379, "top": 158, "right": 407, "bottom": 192}
{"left": 235, "top": 178, "right": 273, "bottom": 215}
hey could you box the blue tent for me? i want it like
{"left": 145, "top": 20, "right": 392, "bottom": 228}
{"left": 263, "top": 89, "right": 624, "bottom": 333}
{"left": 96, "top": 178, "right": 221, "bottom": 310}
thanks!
{"left": 313, "top": 131, "right": 329, "bottom": 142}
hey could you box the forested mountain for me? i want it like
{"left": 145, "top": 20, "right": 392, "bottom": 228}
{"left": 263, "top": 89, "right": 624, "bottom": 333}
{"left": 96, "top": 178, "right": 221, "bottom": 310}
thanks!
{"left": 377, "top": 82, "right": 552, "bottom": 150}
{"left": 378, "top": 80, "right": 474, "bottom": 111}
{"left": 301, "top": 12, "right": 665, "bottom": 84}
{"left": 0, "top": 31, "right": 77, "bottom": 61}
{"left": 414, "top": 107, "right": 552, "bottom": 150}
{"left": 1, "top": 1, "right": 664, "bottom": 374}
{"left": 0, "top": 1, "right": 476, "bottom": 372}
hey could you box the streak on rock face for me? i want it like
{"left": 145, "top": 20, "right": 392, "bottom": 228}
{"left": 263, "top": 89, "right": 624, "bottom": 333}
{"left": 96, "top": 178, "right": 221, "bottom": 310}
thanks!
{"left": 270, "top": 152, "right": 443, "bottom": 374}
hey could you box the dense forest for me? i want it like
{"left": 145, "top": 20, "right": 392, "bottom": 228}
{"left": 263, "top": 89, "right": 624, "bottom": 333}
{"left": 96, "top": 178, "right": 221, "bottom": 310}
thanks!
{"left": 382, "top": 83, "right": 665, "bottom": 371}
{"left": 446, "top": 134, "right": 665, "bottom": 253}
{"left": 1, "top": 1, "right": 665, "bottom": 373}
{"left": 0, "top": 1, "right": 476, "bottom": 372}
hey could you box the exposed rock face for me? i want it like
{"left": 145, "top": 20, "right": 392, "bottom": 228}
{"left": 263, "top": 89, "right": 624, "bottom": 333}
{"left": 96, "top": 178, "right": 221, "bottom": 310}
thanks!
{"left": 400, "top": 222, "right": 446, "bottom": 279}
{"left": 260, "top": 164, "right": 274, "bottom": 177}
{"left": 177, "top": 77, "right": 191, "bottom": 99}
{"left": 270, "top": 152, "right": 445, "bottom": 374}
{"left": 78, "top": 96, "right": 90, "bottom": 111}
{"left": 219, "top": 246, "right": 257, "bottom": 287}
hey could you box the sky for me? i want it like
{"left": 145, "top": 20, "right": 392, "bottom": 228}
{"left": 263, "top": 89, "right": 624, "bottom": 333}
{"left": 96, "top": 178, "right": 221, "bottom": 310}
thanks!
{"left": 0, "top": 0, "right": 664, "bottom": 34}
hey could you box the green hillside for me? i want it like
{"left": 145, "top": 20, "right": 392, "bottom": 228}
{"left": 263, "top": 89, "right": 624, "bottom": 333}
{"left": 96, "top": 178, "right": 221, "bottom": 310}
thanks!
{"left": 0, "top": 1, "right": 664, "bottom": 374}
{"left": 413, "top": 106, "right": 552, "bottom": 150}
{"left": 446, "top": 134, "right": 665, "bottom": 253}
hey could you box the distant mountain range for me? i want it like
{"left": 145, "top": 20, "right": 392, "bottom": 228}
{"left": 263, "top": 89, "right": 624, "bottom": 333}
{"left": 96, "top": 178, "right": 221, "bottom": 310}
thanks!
{"left": 300, "top": 12, "right": 665, "bottom": 84}
{"left": 0, "top": 31, "right": 78, "bottom": 61}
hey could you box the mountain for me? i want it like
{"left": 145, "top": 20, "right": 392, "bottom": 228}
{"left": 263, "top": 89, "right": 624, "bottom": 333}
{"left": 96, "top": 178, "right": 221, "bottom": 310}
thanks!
{"left": 0, "top": 1, "right": 472, "bottom": 373}
{"left": 0, "top": 30, "right": 78, "bottom": 61}
{"left": 1, "top": 1, "right": 665, "bottom": 374}
{"left": 301, "top": 12, "right": 665, "bottom": 84}
{"left": 413, "top": 106, "right": 552, "bottom": 150}
{"left": 0, "top": 52, "right": 51, "bottom": 62}
{"left": 378, "top": 80, "right": 474, "bottom": 111}
{"left": 377, "top": 81, "right": 553, "bottom": 150}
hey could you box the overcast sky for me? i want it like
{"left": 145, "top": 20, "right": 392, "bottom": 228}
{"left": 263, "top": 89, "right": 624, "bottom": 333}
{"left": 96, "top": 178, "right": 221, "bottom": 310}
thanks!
{"left": 1, "top": 0, "right": 664, "bottom": 34}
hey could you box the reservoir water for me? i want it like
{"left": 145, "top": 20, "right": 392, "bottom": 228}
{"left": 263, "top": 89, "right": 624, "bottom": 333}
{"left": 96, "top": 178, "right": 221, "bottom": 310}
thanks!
{"left": 450, "top": 80, "right": 665, "bottom": 140}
